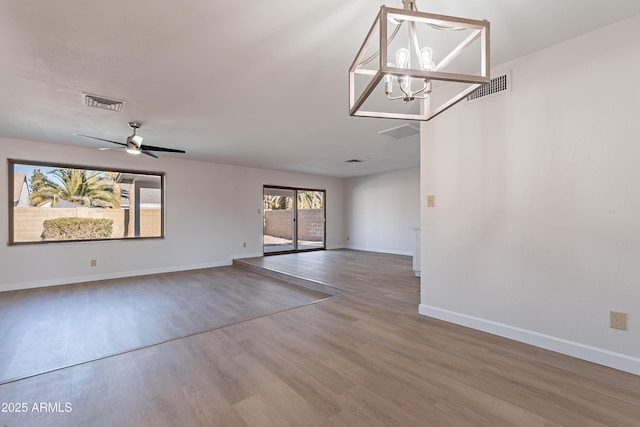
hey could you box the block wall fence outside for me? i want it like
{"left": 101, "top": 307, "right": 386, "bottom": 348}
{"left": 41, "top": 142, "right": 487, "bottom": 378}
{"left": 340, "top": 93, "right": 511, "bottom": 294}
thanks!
{"left": 264, "top": 209, "right": 324, "bottom": 241}
{"left": 13, "top": 208, "right": 160, "bottom": 242}
{"left": 139, "top": 210, "right": 162, "bottom": 238}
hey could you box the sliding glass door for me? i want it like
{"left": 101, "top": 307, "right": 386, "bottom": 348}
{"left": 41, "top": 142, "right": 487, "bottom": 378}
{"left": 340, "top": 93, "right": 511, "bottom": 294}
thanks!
{"left": 263, "top": 186, "right": 325, "bottom": 255}
{"left": 296, "top": 190, "right": 325, "bottom": 250}
{"left": 263, "top": 188, "right": 295, "bottom": 253}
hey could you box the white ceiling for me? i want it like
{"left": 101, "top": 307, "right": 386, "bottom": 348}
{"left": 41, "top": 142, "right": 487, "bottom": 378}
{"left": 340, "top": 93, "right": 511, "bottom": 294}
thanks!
{"left": 1, "top": 1, "right": 639, "bottom": 177}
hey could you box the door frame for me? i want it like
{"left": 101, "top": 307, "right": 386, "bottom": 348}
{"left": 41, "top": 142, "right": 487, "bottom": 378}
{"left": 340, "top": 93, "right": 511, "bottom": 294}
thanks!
{"left": 262, "top": 185, "right": 326, "bottom": 255}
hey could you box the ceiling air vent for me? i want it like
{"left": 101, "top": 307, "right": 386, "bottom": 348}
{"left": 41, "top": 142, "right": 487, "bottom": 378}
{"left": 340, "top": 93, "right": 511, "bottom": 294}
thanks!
{"left": 83, "top": 93, "right": 126, "bottom": 112}
{"left": 345, "top": 159, "right": 364, "bottom": 163}
{"left": 377, "top": 123, "right": 420, "bottom": 139}
{"left": 467, "top": 71, "right": 511, "bottom": 103}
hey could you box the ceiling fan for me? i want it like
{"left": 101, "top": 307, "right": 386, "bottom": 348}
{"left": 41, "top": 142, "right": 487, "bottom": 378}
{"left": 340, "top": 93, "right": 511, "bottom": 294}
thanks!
{"left": 76, "top": 122, "right": 186, "bottom": 158}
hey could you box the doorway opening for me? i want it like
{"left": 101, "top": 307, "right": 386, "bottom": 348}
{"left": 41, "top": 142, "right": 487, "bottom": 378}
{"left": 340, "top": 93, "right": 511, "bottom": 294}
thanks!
{"left": 263, "top": 186, "right": 325, "bottom": 255}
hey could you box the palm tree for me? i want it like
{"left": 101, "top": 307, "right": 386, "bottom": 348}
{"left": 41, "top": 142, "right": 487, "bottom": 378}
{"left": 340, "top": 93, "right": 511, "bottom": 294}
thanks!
{"left": 297, "top": 191, "right": 323, "bottom": 209}
{"left": 29, "top": 168, "right": 120, "bottom": 208}
{"left": 104, "top": 172, "right": 122, "bottom": 205}
{"left": 266, "top": 195, "right": 291, "bottom": 210}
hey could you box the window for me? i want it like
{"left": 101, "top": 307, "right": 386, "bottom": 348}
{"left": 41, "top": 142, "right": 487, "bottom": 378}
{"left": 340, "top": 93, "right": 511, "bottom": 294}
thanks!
{"left": 9, "top": 159, "right": 164, "bottom": 244}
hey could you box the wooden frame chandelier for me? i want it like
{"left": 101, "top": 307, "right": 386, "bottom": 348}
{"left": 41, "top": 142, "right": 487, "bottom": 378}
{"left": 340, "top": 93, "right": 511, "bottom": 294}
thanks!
{"left": 349, "top": 0, "right": 490, "bottom": 121}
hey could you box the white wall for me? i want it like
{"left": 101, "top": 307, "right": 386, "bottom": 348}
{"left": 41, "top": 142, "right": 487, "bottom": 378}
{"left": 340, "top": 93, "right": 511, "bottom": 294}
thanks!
{"left": 420, "top": 15, "right": 640, "bottom": 375}
{"left": 0, "top": 137, "right": 344, "bottom": 291}
{"left": 344, "top": 168, "right": 419, "bottom": 255}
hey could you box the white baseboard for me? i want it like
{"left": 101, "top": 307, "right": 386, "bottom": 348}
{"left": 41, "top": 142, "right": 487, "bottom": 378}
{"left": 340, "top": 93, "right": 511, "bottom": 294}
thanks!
{"left": 0, "top": 248, "right": 346, "bottom": 292}
{"left": 326, "top": 244, "right": 346, "bottom": 250}
{"left": 229, "top": 252, "right": 264, "bottom": 261}
{"left": 0, "top": 261, "right": 232, "bottom": 293}
{"left": 345, "top": 244, "right": 413, "bottom": 257}
{"left": 419, "top": 304, "right": 640, "bottom": 376}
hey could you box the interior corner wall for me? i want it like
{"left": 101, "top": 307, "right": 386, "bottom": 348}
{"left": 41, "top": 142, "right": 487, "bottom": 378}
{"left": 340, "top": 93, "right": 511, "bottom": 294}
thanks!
{"left": 0, "top": 137, "right": 344, "bottom": 291}
{"left": 344, "top": 168, "right": 419, "bottom": 255}
{"left": 419, "top": 15, "right": 640, "bottom": 375}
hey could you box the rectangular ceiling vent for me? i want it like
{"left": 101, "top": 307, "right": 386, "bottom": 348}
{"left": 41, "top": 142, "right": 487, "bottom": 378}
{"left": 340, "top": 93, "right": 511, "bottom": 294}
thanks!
{"left": 83, "top": 93, "right": 126, "bottom": 112}
{"left": 467, "top": 71, "right": 511, "bottom": 103}
{"left": 377, "top": 123, "right": 420, "bottom": 139}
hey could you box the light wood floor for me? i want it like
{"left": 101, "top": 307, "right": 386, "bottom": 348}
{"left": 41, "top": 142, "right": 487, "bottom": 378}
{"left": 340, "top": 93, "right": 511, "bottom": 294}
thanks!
{"left": 0, "top": 266, "right": 329, "bottom": 384}
{"left": 1, "top": 250, "right": 639, "bottom": 426}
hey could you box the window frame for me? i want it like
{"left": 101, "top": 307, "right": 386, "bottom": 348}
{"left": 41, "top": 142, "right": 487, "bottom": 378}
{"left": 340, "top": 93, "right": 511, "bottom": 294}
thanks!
{"left": 8, "top": 158, "right": 166, "bottom": 245}
{"left": 262, "top": 185, "right": 327, "bottom": 255}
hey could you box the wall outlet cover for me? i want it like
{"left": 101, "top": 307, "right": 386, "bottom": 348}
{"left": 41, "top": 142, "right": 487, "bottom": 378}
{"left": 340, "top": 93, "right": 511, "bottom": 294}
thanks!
{"left": 427, "top": 195, "right": 435, "bottom": 208}
{"left": 610, "top": 311, "right": 627, "bottom": 331}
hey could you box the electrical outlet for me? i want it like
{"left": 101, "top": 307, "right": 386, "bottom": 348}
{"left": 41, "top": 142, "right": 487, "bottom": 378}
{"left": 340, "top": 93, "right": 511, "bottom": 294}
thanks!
{"left": 90, "top": 259, "right": 97, "bottom": 267}
{"left": 243, "top": 242, "right": 247, "bottom": 247}
{"left": 427, "top": 195, "right": 435, "bottom": 207}
{"left": 610, "top": 311, "right": 627, "bottom": 331}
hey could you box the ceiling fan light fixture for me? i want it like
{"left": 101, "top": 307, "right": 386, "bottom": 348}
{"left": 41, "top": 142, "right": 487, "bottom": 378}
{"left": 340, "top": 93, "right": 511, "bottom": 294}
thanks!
{"left": 76, "top": 121, "right": 185, "bottom": 158}
{"left": 125, "top": 139, "right": 142, "bottom": 155}
{"left": 125, "top": 121, "right": 143, "bottom": 154}
{"left": 349, "top": 0, "right": 490, "bottom": 121}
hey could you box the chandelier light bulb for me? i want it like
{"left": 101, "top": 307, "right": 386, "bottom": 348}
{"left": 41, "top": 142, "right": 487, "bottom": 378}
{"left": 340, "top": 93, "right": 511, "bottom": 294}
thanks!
{"left": 419, "top": 47, "right": 435, "bottom": 70}
{"left": 384, "top": 62, "right": 395, "bottom": 94}
{"left": 400, "top": 75, "right": 412, "bottom": 93}
{"left": 395, "top": 48, "right": 410, "bottom": 69}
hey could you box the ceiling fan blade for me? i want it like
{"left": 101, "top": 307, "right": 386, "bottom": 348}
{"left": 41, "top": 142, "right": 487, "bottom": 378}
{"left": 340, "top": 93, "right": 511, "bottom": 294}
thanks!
{"left": 139, "top": 144, "right": 186, "bottom": 153}
{"left": 75, "top": 133, "right": 126, "bottom": 147}
{"left": 76, "top": 128, "right": 183, "bottom": 157}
